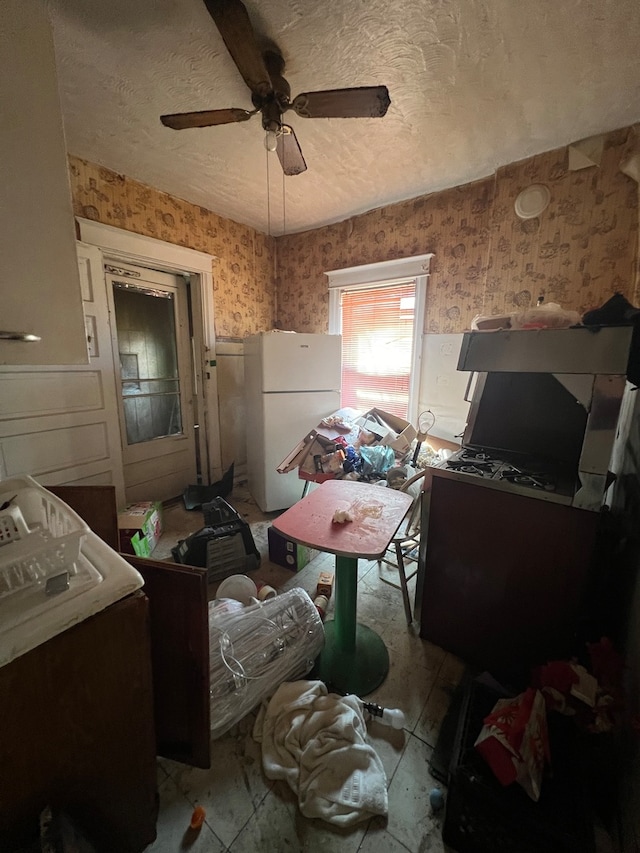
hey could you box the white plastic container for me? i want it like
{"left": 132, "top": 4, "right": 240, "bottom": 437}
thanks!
{"left": 216, "top": 573, "right": 258, "bottom": 605}
{"left": 0, "top": 504, "right": 30, "bottom": 545}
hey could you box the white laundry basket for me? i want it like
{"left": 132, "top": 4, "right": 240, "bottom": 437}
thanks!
{"left": 0, "top": 475, "right": 89, "bottom": 598}
{"left": 0, "top": 475, "right": 144, "bottom": 669}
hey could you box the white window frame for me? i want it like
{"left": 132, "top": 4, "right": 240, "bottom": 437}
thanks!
{"left": 326, "top": 254, "right": 432, "bottom": 423}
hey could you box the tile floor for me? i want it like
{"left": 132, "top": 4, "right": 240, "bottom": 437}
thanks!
{"left": 146, "top": 481, "right": 463, "bottom": 853}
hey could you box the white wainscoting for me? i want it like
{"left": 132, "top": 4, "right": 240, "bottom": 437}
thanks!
{"left": 0, "top": 371, "right": 104, "bottom": 417}
{"left": 1, "top": 421, "right": 110, "bottom": 478}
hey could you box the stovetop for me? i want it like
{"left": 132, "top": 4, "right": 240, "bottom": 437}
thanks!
{"left": 434, "top": 447, "right": 577, "bottom": 504}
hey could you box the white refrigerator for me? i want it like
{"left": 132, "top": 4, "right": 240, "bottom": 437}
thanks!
{"left": 244, "top": 332, "right": 342, "bottom": 512}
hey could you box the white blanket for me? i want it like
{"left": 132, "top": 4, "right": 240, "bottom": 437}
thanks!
{"left": 253, "top": 680, "right": 388, "bottom": 827}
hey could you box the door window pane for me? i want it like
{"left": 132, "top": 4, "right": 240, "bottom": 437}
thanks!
{"left": 112, "top": 284, "right": 183, "bottom": 444}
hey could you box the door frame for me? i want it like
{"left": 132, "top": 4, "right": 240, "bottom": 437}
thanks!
{"left": 77, "top": 218, "right": 223, "bottom": 486}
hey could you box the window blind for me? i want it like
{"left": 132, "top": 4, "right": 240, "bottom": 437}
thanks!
{"left": 340, "top": 281, "right": 416, "bottom": 418}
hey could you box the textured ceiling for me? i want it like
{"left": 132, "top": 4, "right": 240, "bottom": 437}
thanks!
{"left": 46, "top": 0, "right": 640, "bottom": 236}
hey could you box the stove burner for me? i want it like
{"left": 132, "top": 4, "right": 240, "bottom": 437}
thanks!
{"left": 439, "top": 449, "right": 560, "bottom": 494}
{"left": 447, "top": 459, "right": 494, "bottom": 476}
{"left": 499, "top": 467, "right": 556, "bottom": 491}
{"left": 461, "top": 465, "right": 488, "bottom": 476}
{"left": 460, "top": 449, "right": 496, "bottom": 463}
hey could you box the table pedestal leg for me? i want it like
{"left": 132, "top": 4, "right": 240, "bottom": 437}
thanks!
{"left": 312, "top": 555, "right": 389, "bottom": 696}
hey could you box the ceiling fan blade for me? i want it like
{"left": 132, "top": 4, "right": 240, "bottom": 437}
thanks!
{"left": 160, "top": 108, "right": 254, "bottom": 130}
{"left": 289, "top": 86, "right": 391, "bottom": 119}
{"left": 276, "top": 125, "right": 307, "bottom": 176}
{"left": 203, "top": 0, "right": 272, "bottom": 97}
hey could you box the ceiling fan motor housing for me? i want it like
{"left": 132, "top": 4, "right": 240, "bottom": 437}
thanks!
{"left": 259, "top": 99, "right": 283, "bottom": 133}
{"left": 253, "top": 50, "right": 291, "bottom": 131}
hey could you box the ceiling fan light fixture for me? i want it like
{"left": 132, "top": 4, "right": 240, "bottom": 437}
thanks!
{"left": 264, "top": 129, "right": 278, "bottom": 151}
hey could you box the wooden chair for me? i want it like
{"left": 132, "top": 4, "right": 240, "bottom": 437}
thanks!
{"left": 377, "top": 469, "right": 429, "bottom": 625}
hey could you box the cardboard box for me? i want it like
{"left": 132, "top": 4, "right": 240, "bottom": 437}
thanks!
{"left": 316, "top": 571, "right": 334, "bottom": 598}
{"left": 277, "top": 429, "right": 338, "bottom": 479}
{"left": 118, "top": 500, "right": 163, "bottom": 557}
{"left": 354, "top": 408, "right": 417, "bottom": 454}
{"left": 268, "top": 525, "right": 318, "bottom": 571}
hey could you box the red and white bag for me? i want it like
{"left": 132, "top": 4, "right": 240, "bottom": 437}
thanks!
{"left": 474, "top": 688, "right": 550, "bottom": 801}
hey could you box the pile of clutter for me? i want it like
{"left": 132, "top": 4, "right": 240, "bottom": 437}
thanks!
{"left": 278, "top": 406, "right": 443, "bottom": 492}
{"left": 204, "top": 569, "right": 414, "bottom": 828}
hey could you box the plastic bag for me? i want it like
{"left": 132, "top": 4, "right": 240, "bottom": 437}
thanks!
{"left": 474, "top": 687, "right": 550, "bottom": 801}
{"left": 511, "top": 302, "right": 580, "bottom": 330}
{"left": 208, "top": 587, "right": 324, "bottom": 739}
{"left": 359, "top": 444, "right": 396, "bottom": 477}
{"left": 471, "top": 302, "right": 580, "bottom": 332}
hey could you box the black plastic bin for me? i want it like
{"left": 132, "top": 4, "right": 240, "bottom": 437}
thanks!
{"left": 442, "top": 679, "right": 595, "bottom": 853}
{"left": 171, "top": 497, "right": 260, "bottom": 583}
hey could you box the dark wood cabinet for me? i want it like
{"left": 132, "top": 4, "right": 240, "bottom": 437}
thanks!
{"left": 0, "top": 485, "right": 214, "bottom": 850}
{"left": 0, "top": 592, "right": 158, "bottom": 852}
{"left": 126, "top": 554, "right": 210, "bottom": 769}
{"left": 419, "top": 472, "right": 599, "bottom": 678}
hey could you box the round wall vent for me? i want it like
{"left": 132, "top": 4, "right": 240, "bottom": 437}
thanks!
{"left": 514, "top": 184, "right": 551, "bottom": 219}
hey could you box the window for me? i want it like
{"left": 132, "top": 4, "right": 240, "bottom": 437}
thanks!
{"left": 340, "top": 281, "right": 416, "bottom": 417}
{"left": 327, "top": 255, "right": 431, "bottom": 421}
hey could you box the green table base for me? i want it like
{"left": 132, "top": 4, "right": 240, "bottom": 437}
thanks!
{"left": 312, "top": 620, "right": 390, "bottom": 696}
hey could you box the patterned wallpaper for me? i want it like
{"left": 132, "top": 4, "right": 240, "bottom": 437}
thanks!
{"left": 486, "top": 128, "right": 638, "bottom": 320}
{"left": 68, "top": 125, "right": 638, "bottom": 341}
{"left": 68, "top": 156, "right": 276, "bottom": 340}
{"left": 277, "top": 126, "right": 639, "bottom": 334}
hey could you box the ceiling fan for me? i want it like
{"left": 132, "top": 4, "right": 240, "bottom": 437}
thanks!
{"left": 160, "top": 0, "right": 391, "bottom": 176}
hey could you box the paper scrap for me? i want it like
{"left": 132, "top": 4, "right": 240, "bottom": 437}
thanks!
{"left": 332, "top": 509, "right": 353, "bottom": 524}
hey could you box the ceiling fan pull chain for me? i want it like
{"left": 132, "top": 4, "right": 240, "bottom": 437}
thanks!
{"left": 266, "top": 145, "right": 271, "bottom": 237}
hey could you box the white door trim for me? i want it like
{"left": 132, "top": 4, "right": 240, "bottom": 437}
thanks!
{"left": 78, "top": 218, "right": 215, "bottom": 273}
{"left": 77, "top": 218, "right": 223, "bottom": 483}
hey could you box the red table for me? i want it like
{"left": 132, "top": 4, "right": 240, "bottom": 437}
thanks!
{"left": 272, "top": 480, "right": 412, "bottom": 695}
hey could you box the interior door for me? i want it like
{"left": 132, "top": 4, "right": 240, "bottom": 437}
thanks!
{"left": 105, "top": 263, "right": 197, "bottom": 502}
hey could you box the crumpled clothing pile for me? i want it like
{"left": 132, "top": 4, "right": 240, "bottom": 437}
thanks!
{"left": 253, "top": 680, "right": 388, "bottom": 827}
